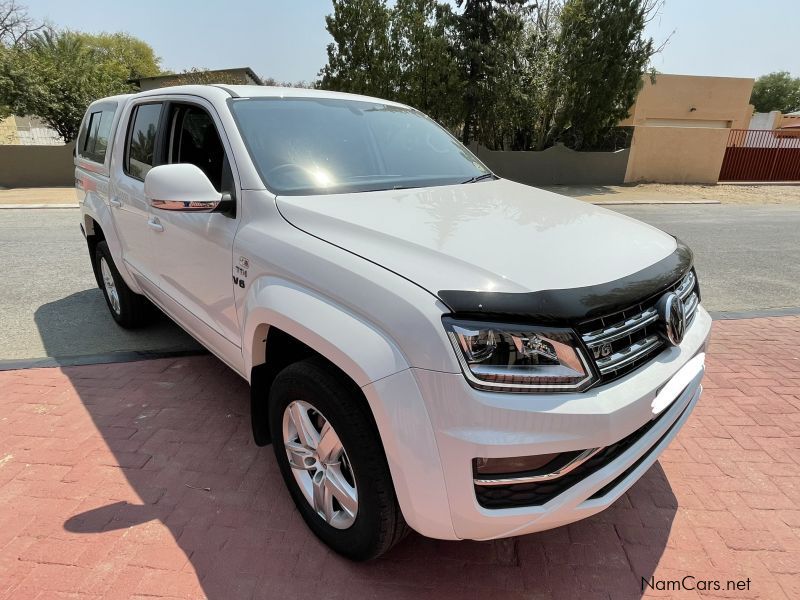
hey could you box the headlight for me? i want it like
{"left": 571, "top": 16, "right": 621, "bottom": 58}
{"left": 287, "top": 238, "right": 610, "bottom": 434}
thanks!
{"left": 443, "top": 318, "right": 597, "bottom": 393}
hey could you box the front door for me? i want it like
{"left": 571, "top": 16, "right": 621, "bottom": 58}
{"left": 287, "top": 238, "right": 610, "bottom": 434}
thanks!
{"left": 144, "top": 99, "right": 243, "bottom": 372}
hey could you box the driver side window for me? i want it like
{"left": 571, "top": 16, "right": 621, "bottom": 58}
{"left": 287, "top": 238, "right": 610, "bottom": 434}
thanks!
{"left": 166, "top": 104, "right": 233, "bottom": 195}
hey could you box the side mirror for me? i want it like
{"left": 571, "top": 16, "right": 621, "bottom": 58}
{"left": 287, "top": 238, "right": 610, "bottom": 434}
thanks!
{"left": 144, "top": 164, "right": 230, "bottom": 213}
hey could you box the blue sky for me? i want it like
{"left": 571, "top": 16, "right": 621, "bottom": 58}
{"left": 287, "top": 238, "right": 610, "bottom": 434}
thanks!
{"left": 24, "top": 0, "right": 798, "bottom": 82}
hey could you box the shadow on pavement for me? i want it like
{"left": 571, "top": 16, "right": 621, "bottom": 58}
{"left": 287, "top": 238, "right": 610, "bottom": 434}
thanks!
{"left": 541, "top": 184, "right": 626, "bottom": 198}
{"left": 33, "top": 293, "right": 675, "bottom": 599}
{"left": 30, "top": 288, "right": 201, "bottom": 362}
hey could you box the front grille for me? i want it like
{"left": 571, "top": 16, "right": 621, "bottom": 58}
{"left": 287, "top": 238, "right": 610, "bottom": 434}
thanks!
{"left": 577, "top": 270, "right": 699, "bottom": 384}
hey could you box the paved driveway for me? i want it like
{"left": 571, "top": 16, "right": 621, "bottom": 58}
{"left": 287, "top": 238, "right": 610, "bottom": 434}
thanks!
{"left": 0, "top": 316, "right": 798, "bottom": 599}
{"left": 1, "top": 205, "right": 799, "bottom": 363}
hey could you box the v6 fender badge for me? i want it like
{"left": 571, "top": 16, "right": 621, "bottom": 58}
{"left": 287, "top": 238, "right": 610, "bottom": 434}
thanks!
{"left": 233, "top": 257, "right": 249, "bottom": 289}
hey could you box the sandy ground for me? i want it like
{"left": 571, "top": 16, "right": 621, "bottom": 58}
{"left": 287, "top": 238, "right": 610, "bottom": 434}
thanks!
{"left": 0, "top": 187, "right": 76, "bottom": 205}
{"left": 2, "top": 183, "right": 800, "bottom": 206}
{"left": 543, "top": 183, "right": 800, "bottom": 205}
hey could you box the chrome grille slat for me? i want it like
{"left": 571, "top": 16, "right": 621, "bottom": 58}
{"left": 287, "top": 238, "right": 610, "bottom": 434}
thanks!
{"left": 579, "top": 271, "right": 699, "bottom": 381}
{"left": 684, "top": 292, "right": 699, "bottom": 323}
{"left": 595, "top": 335, "right": 663, "bottom": 374}
{"left": 583, "top": 307, "right": 659, "bottom": 348}
{"left": 676, "top": 270, "right": 696, "bottom": 301}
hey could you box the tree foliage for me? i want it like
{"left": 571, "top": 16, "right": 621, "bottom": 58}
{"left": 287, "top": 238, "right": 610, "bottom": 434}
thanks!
{"left": 551, "top": 0, "right": 655, "bottom": 150}
{"left": 319, "top": 0, "right": 394, "bottom": 98}
{"left": 453, "top": 0, "right": 530, "bottom": 145}
{"left": 74, "top": 32, "right": 160, "bottom": 81}
{"left": 750, "top": 71, "right": 800, "bottom": 114}
{"left": 0, "top": 29, "right": 160, "bottom": 141}
{"left": 391, "top": 0, "right": 462, "bottom": 129}
{"left": 318, "top": 0, "right": 662, "bottom": 151}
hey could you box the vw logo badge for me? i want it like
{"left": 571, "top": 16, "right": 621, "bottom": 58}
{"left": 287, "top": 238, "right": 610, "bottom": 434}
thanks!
{"left": 658, "top": 292, "right": 686, "bottom": 346}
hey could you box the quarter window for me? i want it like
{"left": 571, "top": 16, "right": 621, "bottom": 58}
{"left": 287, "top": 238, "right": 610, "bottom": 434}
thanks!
{"left": 78, "top": 104, "right": 117, "bottom": 164}
{"left": 125, "top": 103, "right": 163, "bottom": 180}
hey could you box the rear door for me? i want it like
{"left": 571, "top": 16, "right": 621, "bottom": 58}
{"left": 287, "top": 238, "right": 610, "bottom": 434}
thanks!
{"left": 109, "top": 101, "right": 165, "bottom": 283}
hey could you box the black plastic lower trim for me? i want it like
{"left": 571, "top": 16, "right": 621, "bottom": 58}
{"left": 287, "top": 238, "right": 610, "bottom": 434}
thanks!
{"left": 474, "top": 400, "right": 690, "bottom": 509}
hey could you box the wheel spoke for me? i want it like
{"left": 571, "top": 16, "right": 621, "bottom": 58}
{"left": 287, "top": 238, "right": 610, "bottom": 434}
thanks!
{"left": 312, "top": 471, "right": 334, "bottom": 522}
{"left": 317, "top": 421, "right": 343, "bottom": 464}
{"left": 285, "top": 441, "right": 315, "bottom": 470}
{"left": 325, "top": 466, "right": 358, "bottom": 516}
{"left": 289, "top": 402, "right": 319, "bottom": 450}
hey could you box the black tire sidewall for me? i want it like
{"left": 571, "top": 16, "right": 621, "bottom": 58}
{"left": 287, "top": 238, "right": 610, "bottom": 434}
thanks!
{"left": 94, "top": 241, "right": 143, "bottom": 328}
{"left": 268, "top": 361, "right": 394, "bottom": 560}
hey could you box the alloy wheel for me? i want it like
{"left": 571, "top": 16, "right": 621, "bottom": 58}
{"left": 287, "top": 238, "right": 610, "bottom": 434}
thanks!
{"left": 100, "top": 257, "right": 121, "bottom": 315}
{"left": 282, "top": 400, "right": 358, "bottom": 529}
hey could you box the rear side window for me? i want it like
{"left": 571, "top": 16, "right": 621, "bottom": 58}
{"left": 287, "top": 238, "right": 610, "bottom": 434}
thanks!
{"left": 77, "top": 103, "right": 117, "bottom": 164}
{"left": 125, "top": 103, "right": 163, "bottom": 180}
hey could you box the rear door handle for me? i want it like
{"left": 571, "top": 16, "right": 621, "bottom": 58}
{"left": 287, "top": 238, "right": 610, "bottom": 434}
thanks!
{"left": 147, "top": 217, "right": 164, "bottom": 232}
{"left": 109, "top": 197, "right": 122, "bottom": 208}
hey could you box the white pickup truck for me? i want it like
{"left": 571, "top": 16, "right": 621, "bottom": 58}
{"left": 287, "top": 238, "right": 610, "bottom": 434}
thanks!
{"left": 75, "top": 85, "right": 711, "bottom": 560}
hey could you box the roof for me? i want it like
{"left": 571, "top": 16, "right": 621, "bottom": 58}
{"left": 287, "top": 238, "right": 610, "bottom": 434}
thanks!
{"left": 131, "top": 67, "right": 263, "bottom": 86}
{"left": 132, "top": 84, "right": 410, "bottom": 109}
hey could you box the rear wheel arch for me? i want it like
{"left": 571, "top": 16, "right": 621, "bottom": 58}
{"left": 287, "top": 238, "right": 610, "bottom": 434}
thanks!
{"left": 84, "top": 217, "right": 106, "bottom": 288}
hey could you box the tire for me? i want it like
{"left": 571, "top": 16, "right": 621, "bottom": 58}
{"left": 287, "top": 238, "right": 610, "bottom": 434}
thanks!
{"left": 269, "top": 358, "right": 408, "bottom": 560}
{"left": 94, "top": 241, "right": 150, "bottom": 329}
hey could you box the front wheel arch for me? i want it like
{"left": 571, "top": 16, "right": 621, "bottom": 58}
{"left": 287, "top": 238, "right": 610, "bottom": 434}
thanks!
{"left": 249, "top": 326, "right": 381, "bottom": 447}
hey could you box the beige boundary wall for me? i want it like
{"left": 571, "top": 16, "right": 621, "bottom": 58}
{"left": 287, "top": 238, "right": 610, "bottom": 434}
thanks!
{"left": 624, "top": 127, "right": 730, "bottom": 184}
{"left": 0, "top": 143, "right": 75, "bottom": 188}
{"left": 620, "top": 74, "right": 753, "bottom": 184}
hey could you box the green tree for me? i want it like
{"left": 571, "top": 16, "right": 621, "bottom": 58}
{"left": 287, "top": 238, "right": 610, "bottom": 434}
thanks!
{"left": 0, "top": 0, "right": 46, "bottom": 117}
{"left": 552, "top": 0, "right": 656, "bottom": 150}
{"left": 453, "top": 0, "right": 530, "bottom": 146}
{"left": 0, "top": 30, "right": 160, "bottom": 141}
{"left": 319, "top": 0, "right": 394, "bottom": 98}
{"left": 75, "top": 32, "right": 160, "bottom": 81}
{"left": 514, "top": 0, "right": 565, "bottom": 150}
{"left": 390, "top": 0, "right": 462, "bottom": 128}
{"left": 750, "top": 71, "right": 800, "bottom": 113}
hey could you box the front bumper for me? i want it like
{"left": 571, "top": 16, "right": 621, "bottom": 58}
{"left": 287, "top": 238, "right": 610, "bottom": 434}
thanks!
{"left": 366, "top": 305, "right": 712, "bottom": 541}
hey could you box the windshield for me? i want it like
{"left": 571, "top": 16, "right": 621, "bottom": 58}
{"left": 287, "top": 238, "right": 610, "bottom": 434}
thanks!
{"left": 230, "top": 97, "right": 491, "bottom": 195}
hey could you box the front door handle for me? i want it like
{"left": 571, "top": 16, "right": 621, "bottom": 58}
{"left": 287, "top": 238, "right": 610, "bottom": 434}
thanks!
{"left": 109, "top": 197, "right": 122, "bottom": 208}
{"left": 147, "top": 217, "right": 164, "bottom": 232}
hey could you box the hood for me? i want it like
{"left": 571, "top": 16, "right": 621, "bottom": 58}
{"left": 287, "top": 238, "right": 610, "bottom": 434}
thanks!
{"left": 276, "top": 179, "right": 678, "bottom": 309}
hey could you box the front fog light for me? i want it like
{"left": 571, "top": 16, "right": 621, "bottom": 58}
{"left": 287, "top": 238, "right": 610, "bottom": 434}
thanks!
{"left": 444, "top": 318, "right": 597, "bottom": 392}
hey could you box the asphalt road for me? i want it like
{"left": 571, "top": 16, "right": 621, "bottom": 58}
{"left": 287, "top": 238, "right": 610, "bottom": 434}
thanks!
{"left": 613, "top": 204, "right": 800, "bottom": 316}
{"left": 0, "top": 204, "right": 798, "bottom": 362}
{"left": 0, "top": 208, "right": 199, "bottom": 362}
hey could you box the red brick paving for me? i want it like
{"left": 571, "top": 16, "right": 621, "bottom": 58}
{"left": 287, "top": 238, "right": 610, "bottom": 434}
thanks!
{"left": 0, "top": 316, "right": 798, "bottom": 600}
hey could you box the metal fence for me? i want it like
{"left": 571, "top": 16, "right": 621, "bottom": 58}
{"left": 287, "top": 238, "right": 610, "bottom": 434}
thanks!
{"left": 719, "top": 129, "right": 800, "bottom": 182}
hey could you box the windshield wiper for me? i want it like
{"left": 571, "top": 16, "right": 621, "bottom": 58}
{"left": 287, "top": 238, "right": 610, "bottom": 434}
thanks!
{"left": 461, "top": 173, "right": 497, "bottom": 184}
